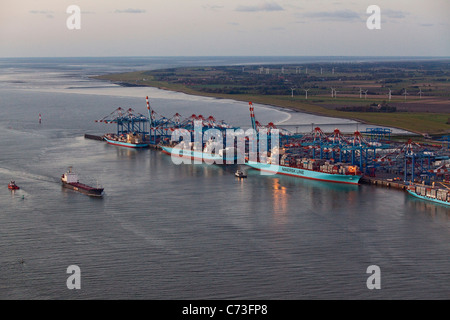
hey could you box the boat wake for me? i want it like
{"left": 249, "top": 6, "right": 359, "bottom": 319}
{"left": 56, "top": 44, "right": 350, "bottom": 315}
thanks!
{"left": 0, "top": 167, "right": 59, "bottom": 184}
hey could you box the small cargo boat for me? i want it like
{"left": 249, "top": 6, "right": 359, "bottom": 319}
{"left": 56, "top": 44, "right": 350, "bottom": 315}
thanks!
{"left": 61, "top": 167, "right": 104, "bottom": 197}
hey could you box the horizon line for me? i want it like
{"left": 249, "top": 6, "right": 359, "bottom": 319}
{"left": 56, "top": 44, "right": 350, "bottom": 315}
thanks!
{"left": 1, "top": 55, "right": 450, "bottom": 59}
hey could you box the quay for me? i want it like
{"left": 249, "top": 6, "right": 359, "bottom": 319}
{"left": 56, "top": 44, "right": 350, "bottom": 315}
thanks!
{"left": 360, "top": 176, "right": 408, "bottom": 190}
{"left": 84, "top": 133, "right": 103, "bottom": 141}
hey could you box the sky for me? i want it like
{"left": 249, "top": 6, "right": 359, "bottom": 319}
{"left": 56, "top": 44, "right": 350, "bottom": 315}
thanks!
{"left": 0, "top": 0, "right": 449, "bottom": 57}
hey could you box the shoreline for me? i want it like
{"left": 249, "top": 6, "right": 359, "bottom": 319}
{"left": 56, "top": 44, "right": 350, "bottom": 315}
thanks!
{"left": 92, "top": 64, "right": 450, "bottom": 137}
{"left": 88, "top": 58, "right": 450, "bottom": 137}
{"left": 111, "top": 80, "right": 419, "bottom": 136}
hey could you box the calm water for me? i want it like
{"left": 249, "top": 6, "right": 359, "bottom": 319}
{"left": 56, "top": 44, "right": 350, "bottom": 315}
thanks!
{"left": 0, "top": 57, "right": 448, "bottom": 300}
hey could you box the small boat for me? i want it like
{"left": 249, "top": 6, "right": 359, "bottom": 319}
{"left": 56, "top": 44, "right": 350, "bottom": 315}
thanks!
{"left": 8, "top": 180, "right": 20, "bottom": 190}
{"left": 235, "top": 170, "right": 247, "bottom": 178}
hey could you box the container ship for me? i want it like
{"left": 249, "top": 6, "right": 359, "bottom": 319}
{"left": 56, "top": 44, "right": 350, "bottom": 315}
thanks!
{"left": 406, "top": 184, "right": 450, "bottom": 206}
{"left": 61, "top": 167, "right": 104, "bottom": 197}
{"left": 103, "top": 133, "right": 149, "bottom": 148}
{"left": 160, "top": 144, "right": 242, "bottom": 163}
{"left": 246, "top": 151, "right": 362, "bottom": 185}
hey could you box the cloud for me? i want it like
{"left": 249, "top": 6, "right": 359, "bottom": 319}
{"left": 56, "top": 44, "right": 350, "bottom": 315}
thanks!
{"left": 29, "top": 10, "right": 54, "bottom": 18}
{"left": 419, "top": 23, "right": 434, "bottom": 27}
{"left": 383, "top": 9, "right": 409, "bottom": 19}
{"left": 301, "top": 9, "right": 362, "bottom": 21}
{"left": 236, "top": 2, "right": 284, "bottom": 12}
{"left": 114, "top": 9, "right": 146, "bottom": 14}
{"left": 203, "top": 5, "right": 224, "bottom": 11}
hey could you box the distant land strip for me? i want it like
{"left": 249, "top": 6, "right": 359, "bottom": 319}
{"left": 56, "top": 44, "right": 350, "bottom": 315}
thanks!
{"left": 93, "top": 60, "right": 450, "bottom": 137}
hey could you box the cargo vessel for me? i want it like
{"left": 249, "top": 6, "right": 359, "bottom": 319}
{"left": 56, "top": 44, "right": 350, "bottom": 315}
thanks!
{"left": 61, "top": 167, "right": 104, "bottom": 197}
{"left": 246, "top": 161, "right": 361, "bottom": 185}
{"left": 103, "top": 133, "right": 149, "bottom": 148}
{"left": 246, "top": 151, "right": 362, "bottom": 185}
{"left": 160, "top": 145, "right": 242, "bottom": 163}
{"left": 406, "top": 184, "right": 450, "bottom": 206}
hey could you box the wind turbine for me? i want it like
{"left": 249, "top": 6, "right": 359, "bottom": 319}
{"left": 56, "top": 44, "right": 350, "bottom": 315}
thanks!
{"left": 281, "top": 67, "right": 284, "bottom": 74}
{"left": 291, "top": 87, "right": 296, "bottom": 98}
{"left": 331, "top": 87, "right": 335, "bottom": 98}
{"left": 388, "top": 89, "right": 392, "bottom": 101}
{"left": 266, "top": 68, "right": 270, "bottom": 74}
{"left": 364, "top": 90, "right": 368, "bottom": 100}
{"left": 334, "top": 89, "right": 338, "bottom": 98}
{"left": 418, "top": 88, "right": 423, "bottom": 99}
{"left": 359, "top": 88, "right": 362, "bottom": 99}
{"left": 320, "top": 67, "right": 323, "bottom": 75}
{"left": 304, "top": 88, "right": 310, "bottom": 100}
{"left": 403, "top": 89, "right": 408, "bottom": 101}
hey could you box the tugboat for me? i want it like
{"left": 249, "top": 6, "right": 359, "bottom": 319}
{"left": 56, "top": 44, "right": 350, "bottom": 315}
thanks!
{"left": 61, "top": 167, "right": 104, "bottom": 197}
{"left": 8, "top": 180, "right": 20, "bottom": 190}
{"left": 235, "top": 170, "right": 247, "bottom": 179}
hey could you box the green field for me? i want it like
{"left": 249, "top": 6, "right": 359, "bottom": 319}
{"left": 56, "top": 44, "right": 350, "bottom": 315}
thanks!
{"left": 94, "top": 61, "right": 450, "bottom": 136}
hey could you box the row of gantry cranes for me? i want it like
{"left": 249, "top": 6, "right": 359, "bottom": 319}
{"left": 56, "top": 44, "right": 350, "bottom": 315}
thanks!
{"left": 94, "top": 97, "right": 450, "bottom": 183}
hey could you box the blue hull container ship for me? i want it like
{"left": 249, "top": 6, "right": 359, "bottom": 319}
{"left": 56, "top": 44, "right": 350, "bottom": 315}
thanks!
{"left": 407, "top": 184, "right": 450, "bottom": 206}
{"left": 103, "top": 133, "right": 149, "bottom": 148}
{"left": 160, "top": 145, "right": 241, "bottom": 163}
{"left": 246, "top": 160, "right": 362, "bottom": 185}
